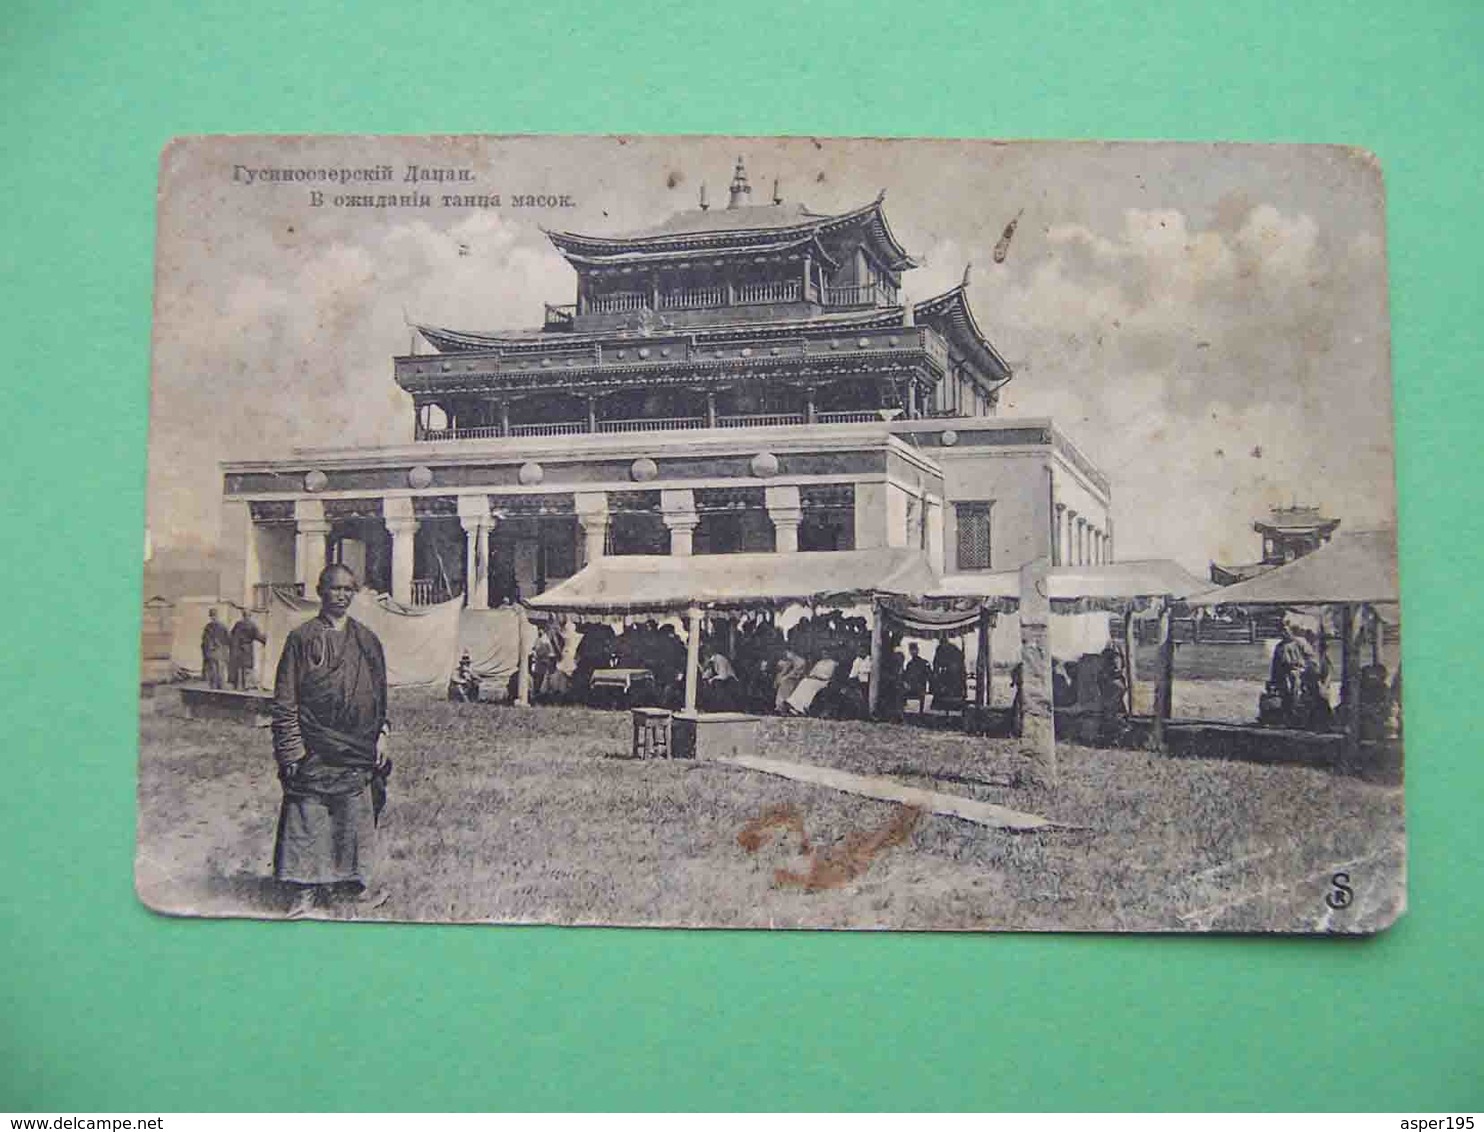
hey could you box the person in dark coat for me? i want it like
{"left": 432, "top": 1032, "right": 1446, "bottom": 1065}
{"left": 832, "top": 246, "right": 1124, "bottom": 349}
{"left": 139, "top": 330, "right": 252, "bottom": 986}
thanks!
{"left": 902, "top": 643, "right": 932, "bottom": 715}
{"left": 201, "top": 608, "right": 231, "bottom": 689}
{"left": 932, "top": 639, "right": 968, "bottom": 709}
{"left": 271, "top": 565, "right": 391, "bottom": 918}
{"left": 228, "top": 611, "right": 267, "bottom": 690}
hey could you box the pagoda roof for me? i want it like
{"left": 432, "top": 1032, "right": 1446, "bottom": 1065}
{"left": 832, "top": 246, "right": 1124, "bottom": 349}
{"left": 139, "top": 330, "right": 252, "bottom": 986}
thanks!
{"left": 912, "top": 283, "right": 1012, "bottom": 383}
{"left": 1254, "top": 505, "right": 1340, "bottom": 534}
{"left": 414, "top": 305, "right": 912, "bottom": 354}
{"left": 545, "top": 194, "right": 917, "bottom": 272}
{"left": 1209, "top": 561, "right": 1275, "bottom": 586}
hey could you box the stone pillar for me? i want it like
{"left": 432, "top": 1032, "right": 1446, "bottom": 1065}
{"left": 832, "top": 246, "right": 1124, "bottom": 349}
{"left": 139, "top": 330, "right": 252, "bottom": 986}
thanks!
{"left": 384, "top": 496, "right": 418, "bottom": 606}
{"left": 219, "top": 499, "right": 255, "bottom": 609}
{"left": 661, "top": 489, "right": 698, "bottom": 557}
{"left": 1018, "top": 557, "right": 1057, "bottom": 787}
{"left": 705, "top": 390, "right": 718, "bottom": 429}
{"left": 457, "top": 495, "right": 491, "bottom": 610}
{"left": 1076, "top": 518, "right": 1087, "bottom": 566}
{"left": 293, "top": 499, "right": 329, "bottom": 592}
{"left": 1052, "top": 503, "right": 1065, "bottom": 566}
{"left": 765, "top": 484, "right": 803, "bottom": 553}
{"left": 575, "top": 491, "right": 609, "bottom": 567}
{"left": 1065, "top": 509, "right": 1078, "bottom": 567}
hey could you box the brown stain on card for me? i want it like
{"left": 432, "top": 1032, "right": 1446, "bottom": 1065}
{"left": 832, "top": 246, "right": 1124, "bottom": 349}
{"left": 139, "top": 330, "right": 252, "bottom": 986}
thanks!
{"left": 739, "top": 803, "right": 922, "bottom": 893}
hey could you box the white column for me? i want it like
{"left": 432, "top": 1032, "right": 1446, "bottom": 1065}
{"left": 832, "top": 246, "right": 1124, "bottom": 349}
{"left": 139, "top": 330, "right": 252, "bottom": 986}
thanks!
{"left": 384, "top": 496, "right": 417, "bottom": 606}
{"left": 1077, "top": 518, "right": 1087, "bottom": 566}
{"left": 1053, "top": 503, "right": 1065, "bottom": 566}
{"left": 661, "top": 489, "right": 698, "bottom": 557}
{"left": 1065, "top": 509, "right": 1078, "bottom": 567}
{"left": 457, "top": 494, "right": 490, "bottom": 609}
{"left": 765, "top": 484, "right": 803, "bottom": 553}
{"left": 293, "top": 499, "right": 329, "bottom": 592}
{"left": 575, "top": 491, "right": 609, "bottom": 567}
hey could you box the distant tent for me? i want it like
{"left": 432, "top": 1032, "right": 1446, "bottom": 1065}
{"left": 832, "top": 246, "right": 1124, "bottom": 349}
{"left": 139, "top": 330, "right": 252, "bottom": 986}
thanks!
{"left": 1187, "top": 528, "right": 1399, "bottom": 607}
{"left": 933, "top": 559, "right": 1207, "bottom": 610}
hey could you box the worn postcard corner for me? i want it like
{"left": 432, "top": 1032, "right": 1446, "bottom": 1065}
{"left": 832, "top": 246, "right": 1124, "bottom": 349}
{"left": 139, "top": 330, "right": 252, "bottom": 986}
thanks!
{"left": 138, "top": 135, "right": 1403, "bottom": 933}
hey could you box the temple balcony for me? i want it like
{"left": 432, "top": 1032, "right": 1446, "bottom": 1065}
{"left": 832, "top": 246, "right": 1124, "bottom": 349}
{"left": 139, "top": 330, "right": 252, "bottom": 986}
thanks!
{"left": 581, "top": 280, "right": 894, "bottom": 316}
{"left": 419, "top": 408, "right": 896, "bottom": 442}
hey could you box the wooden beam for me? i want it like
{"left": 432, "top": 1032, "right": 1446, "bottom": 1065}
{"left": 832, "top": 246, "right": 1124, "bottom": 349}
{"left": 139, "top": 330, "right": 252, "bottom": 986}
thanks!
{"left": 1340, "top": 602, "right": 1363, "bottom": 771}
{"left": 975, "top": 607, "right": 991, "bottom": 708}
{"left": 867, "top": 599, "right": 884, "bottom": 719}
{"left": 721, "top": 754, "right": 1052, "bottom": 832}
{"left": 1123, "top": 610, "right": 1138, "bottom": 715}
{"left": 1018, "top": 558, "right": 1057, "bottom": 787}
{"left": 684, "top": 605, "right": 702, "bottom": 713}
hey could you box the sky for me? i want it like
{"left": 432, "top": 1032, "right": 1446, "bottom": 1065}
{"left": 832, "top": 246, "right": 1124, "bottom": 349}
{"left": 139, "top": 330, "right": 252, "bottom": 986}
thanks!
{"left": 147, "top": 136, "right": 1394, "bottom": 574}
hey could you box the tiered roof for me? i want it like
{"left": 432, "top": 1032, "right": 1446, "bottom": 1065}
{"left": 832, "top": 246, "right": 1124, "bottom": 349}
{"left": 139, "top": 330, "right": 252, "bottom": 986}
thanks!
{"left": 545, "top": 192, "right": 916, "bottom": 275}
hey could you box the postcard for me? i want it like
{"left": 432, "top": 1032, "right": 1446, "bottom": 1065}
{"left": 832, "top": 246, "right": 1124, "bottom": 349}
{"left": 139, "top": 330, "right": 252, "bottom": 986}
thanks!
{"left": 138, "top": 135, "right": 1403, "bottom": 931}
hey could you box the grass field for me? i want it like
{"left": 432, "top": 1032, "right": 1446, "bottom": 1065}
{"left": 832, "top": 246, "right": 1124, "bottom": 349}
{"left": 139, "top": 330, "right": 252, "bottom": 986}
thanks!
{"left": 136, "top": 690, "right": 1405, "bottom": 932}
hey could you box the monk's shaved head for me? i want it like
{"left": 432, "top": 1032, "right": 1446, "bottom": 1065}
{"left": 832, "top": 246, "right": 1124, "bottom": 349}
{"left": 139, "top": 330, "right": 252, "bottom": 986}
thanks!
{"left": 317, "top": 563, "right": 359, "bottom": 593}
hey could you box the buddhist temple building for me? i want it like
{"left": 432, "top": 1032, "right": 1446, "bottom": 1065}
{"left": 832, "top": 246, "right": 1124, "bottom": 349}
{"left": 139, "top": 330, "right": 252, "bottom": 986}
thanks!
{"left": 219, "top": 159, "right": 1114, "bottom": 610}
{"left": 1210, "top": 504, "right": 1341, "bottom": 586}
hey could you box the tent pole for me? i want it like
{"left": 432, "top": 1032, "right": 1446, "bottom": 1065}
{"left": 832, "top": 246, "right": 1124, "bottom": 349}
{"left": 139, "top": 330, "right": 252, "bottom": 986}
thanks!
{"left": 1018, "top": 558, "right": 1057, "bottom": 787}
{"left": 867, "top": 598, "right": 883, "bottom": 719}
{"left": 1152, "top": 599, "right": 1174, "bottom": 752}
{"left": 515, "top": 612, "right": 533, "bottom": 706}
{"left": 1123, "top": 608, "right": 1138, "bottom": 716}
{"left": 684, "top": 605, "right": 702, "bottom": 713}
{"left": 1340, "top": 602, "right": 1362, "bottom": 771}
{"left": 975, "top": 607, "right": 990, "bottom": 709}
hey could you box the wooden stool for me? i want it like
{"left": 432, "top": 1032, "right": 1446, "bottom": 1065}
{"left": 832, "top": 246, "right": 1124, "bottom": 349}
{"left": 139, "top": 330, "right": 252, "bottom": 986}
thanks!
{"left": 631, "top": 707, "right": 673, "bottom": 759}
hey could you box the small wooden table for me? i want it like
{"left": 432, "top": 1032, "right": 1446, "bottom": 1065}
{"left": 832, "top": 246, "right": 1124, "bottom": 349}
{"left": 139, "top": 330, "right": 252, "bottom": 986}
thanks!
{"left": 591, "top": 667, "right": 656, "bottom": 695}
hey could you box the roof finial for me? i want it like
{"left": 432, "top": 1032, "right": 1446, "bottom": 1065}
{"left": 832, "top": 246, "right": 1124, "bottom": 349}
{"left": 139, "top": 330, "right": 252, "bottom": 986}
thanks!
{"left": 961, "top": 261, "right": 973, "bottom": 289}
{"left": 771, "top": 176, "right": 782, "bottom": 205}
{"left": 727, "top": 156, "right": 751, "bottom": 209}
{"left": 699, "top": 182, "right": 709, "bottom": 211}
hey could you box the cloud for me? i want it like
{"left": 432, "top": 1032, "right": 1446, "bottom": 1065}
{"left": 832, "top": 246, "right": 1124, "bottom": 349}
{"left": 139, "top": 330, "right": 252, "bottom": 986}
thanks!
{"left": 147, "top": 211, "right": 572, "bottom": 544}
{"left": 980, "top": 202, "right": 1393, "bottom": 570}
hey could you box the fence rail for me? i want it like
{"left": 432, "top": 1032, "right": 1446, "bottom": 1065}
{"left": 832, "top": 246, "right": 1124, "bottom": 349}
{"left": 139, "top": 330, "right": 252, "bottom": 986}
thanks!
{"left": 717, "top": 413, "right": 805, "bottom": 428}
{"left": 588, "top": 292, "right": 650, "bottom": 313}
{"left": 816, "top": 410, "right": 882, "bottom": 424}
{"left": 597, "top": 416, "right": 707, "bottom": 434}
{"left": 657, "top": 287, "right": 724, "bottom": 310}
{"left": 509, "top": 421, "right": 588, "bottom": 437}
{"left": 735, "top": 280, "right": 801, "bottom": 305}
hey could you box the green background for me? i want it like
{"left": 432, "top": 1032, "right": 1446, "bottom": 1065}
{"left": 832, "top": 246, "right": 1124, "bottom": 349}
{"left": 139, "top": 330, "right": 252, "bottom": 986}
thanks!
{"left": 2, "top": 0, "right": 1480, "bottom": 1112}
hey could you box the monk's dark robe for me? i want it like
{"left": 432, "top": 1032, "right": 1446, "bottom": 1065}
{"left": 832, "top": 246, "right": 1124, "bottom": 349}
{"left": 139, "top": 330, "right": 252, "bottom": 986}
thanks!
{"left": 271, "top": 615, "right": 388, "bottom": 886}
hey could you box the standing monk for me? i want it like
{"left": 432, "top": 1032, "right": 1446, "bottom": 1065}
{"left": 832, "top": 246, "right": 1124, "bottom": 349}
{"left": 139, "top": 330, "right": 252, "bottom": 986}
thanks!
{"left": 228, "top": 610, "right": 267, "bottom": 690}
{"left": 201, "top": 608, "right": 230, "bottom": 689}
{"left": 271, "top": 564, "right": 391, "bottom": 918}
